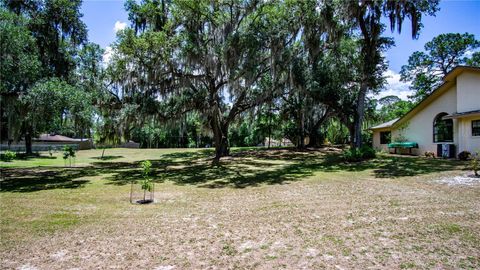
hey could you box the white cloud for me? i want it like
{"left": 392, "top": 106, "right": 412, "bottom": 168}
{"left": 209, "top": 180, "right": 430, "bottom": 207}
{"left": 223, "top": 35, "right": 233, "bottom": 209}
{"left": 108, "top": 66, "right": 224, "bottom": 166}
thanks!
{"left": 102, "top": 46, "right": 113, "bottom": 64}
{"left": 378, "top": 69, "right": 413, "bottom": 100}
{"left": 113, "top": 21, "right": 127, "bottom": 33}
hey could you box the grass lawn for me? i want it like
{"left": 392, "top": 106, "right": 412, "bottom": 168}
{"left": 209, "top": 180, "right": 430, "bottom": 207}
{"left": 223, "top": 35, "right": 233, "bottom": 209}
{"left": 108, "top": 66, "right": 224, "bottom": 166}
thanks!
{"left": 1, "top": 148, "right": 479, "bottom": 269}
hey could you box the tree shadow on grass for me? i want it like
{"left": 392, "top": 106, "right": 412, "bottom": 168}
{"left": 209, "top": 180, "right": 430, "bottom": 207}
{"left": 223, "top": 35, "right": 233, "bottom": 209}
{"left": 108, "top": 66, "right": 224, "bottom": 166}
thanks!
{"left": 11, "top": 153, "right": 58, "bottom": 160}
{"left": 197, "top": 160, "right": 317, "bottom": 188}
{"left": 0, "top": 167, "right": 92, "bottom": 192}
{"left": 311, "top": 154, "right": 466, "bottom": 178}
{"left": 91, "top": 155, "right": 124, "bottom": 160}
{"left": 232, "top": 148, "right": 322, "bottom": 161}
{"left": 104, "top": 155, "right": 319, "bottom": 189}
{"left": 371, "top": 157, "right": 465, "bottom": 178}
{"left": 99, "top": 154, "right": 308, "bottom": 188}
{"left": 159, "top": 149, "right": 214, "bottom": 161}
{"left": 90, "top": 161, "right": 139, "bottom": 169}
{"left": 1, "top": 149, "right": 467, "bottom": 192}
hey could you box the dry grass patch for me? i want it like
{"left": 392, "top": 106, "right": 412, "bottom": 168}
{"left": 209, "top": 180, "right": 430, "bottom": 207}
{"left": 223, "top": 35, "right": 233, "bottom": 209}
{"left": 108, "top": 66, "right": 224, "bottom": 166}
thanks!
{"left": 1, "top": 148, "right": 479, "bottom": 269}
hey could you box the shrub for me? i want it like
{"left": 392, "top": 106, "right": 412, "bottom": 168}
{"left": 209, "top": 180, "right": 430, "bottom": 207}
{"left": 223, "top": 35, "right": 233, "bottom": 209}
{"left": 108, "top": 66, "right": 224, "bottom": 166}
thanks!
{"left": 361, "top": 131, "right": 373, "bottom": 147}
{"left": 1, "top": 150, "right": 16, "bottom": 162}
{"left": 342, "top": 148, "right": 362, "bottom": 162}
{"left": 140, "top": 160, "right": 153, "bottom": 201}
{"left": 360, "top": 145, "right": 376, "bottom": 159}
{"left": 188, "top": 139, "right": 197, "bottom": 148}
{"left": 458, "top": 151, "right": 471, "bottom": 161}
{"left": 342, "top": 145, "right": 376, "bottom": 162}
{"left": 471, "top": 152, "right": 479, "bottom": 177}
{"left": 392, "top": 134, "right": 408, "bottom": 143}
{"left": 63, "top": 146, "right": 76, "bottom": 167}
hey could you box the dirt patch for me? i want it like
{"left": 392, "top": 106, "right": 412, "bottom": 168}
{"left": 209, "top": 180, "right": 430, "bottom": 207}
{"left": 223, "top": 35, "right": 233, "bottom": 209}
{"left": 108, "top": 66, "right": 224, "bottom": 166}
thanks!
{"left": 2, "top": 176, "right": 479, "bottom": 269}
{"left": 1, "top": 150, "right": 478, "bottom": 269}
{"left": 435, "top": 173, "right": 480, "bottom": 186}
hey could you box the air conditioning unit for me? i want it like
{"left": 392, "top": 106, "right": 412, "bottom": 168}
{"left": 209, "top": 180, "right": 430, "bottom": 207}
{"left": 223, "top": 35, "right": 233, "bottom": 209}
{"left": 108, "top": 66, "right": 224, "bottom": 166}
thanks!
{"left": 436, "top": 144, "right": 455, "bottom": 158}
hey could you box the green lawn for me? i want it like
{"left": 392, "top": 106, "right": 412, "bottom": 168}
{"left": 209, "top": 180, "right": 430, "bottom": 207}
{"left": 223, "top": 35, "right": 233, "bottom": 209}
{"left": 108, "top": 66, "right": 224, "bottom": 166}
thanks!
{"left": 1, "top": 148, "right": 479, "bottom": 269}
{"left": 0, "top": 147, "right": 202, "bottom": 168}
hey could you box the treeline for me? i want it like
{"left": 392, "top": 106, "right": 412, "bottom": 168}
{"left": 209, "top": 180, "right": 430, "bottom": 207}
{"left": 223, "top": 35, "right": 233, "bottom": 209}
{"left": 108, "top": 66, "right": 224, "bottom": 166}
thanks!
{"left": 1, "top": 0, "right": 98, "bottom": 154}
{"left": 1, "top": 0, "right": 479, "bottom": 162}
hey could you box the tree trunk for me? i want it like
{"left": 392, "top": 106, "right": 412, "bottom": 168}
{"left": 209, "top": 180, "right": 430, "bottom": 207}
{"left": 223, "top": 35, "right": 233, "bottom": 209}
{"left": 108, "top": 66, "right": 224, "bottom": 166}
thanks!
{"left": 353, "top": 82, "right": 368, "bottom": 149}
{"left": 307, "top": 109, "right": 331, "bottom": 148}
{"left": 211, "top": 106, "right": 230, "bottom": 164}
{"left": 212, "top": 122, "right": 229, "bottom": 163}
{"left": 25, "top": 130, "right": 32, "bottom": 155}
{"left": 307, "top": 128, "right": 321, "bottom": 148}
{"left": 4, "top": 95, "right": 17, "bottom": 145}
{"left": 268, "top": 134, "right": 271, "bottom": 148}
{"left": 214, "top": 135, "right": 229, "bottom": 163}
{"left": 298, "top": 110, "right": 305, "bottom": 149}
{"left": 209, "top": 81, "right": 231, "bottom": 163}
{"left": 348, "top": 124, "right": 355, "bottom": 148}
{"left": 268, "top": 105, "right": 272, "bottom": 149}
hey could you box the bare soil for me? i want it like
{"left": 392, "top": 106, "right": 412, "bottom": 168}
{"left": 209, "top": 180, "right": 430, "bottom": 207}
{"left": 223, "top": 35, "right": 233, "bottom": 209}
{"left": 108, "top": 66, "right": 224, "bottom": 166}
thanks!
{"left": 1, "top": 149, "right": 479, "bottom": 269}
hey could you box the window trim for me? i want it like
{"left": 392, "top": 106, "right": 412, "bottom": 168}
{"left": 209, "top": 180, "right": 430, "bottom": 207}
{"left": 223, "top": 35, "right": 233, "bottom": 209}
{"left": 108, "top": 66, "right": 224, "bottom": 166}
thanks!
{"left": 472, "top": 119, "right": 480, "bottom": 137}
{"left": 380, "top": 131, "right": 391, "bottom": 145}
{"left": 433, "top": 113, "right": 454, "bottom": 143}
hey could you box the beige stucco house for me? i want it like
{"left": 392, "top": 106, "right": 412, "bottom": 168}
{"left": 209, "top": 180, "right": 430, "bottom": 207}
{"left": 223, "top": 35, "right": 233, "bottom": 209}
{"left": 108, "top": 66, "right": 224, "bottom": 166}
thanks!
{"left": 371, "top": 66, "right": 480, "bottom": 157}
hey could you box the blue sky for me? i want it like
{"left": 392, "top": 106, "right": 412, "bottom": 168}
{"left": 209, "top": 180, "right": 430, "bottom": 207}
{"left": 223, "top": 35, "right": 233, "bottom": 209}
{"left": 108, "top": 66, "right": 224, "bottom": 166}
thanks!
{"left": 80, "top": 0, "right": 480, "bottom": 100}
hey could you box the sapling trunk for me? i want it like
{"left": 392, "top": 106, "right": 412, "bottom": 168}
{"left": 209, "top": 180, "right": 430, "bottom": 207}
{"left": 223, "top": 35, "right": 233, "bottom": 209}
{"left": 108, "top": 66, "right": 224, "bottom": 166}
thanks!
{"left": 25, "top": 131, "right": 32, "bottom": 155}
{"left": 130, "top": 181, "right": 133, "bottom": 203}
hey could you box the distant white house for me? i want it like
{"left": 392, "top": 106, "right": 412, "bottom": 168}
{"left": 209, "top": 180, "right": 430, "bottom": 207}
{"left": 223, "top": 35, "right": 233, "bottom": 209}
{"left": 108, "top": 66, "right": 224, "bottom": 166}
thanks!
{"left": 35, "top": 134, "right": 93, "bottom": 150}
{"left": 263, "top": 137, "right": 294, "bottom": 147}
{"left": 370, "top": 66, "right": 480, "bottom": 157}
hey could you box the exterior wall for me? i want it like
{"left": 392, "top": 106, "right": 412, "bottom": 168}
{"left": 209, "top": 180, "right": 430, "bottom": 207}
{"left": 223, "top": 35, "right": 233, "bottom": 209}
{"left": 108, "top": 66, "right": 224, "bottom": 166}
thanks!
{"left": 119, "top": 141, "right": 140, "bottom": 148}
{"left": 457, "top": 116, "right": 480, "bottom": 153}
{"left": 78, "top": 140, "right": 93, "bottom": 150}
{"left": 374, "top": 69, "right": 479, "bottom": 157}
{"left": 456, "top": 71, "right": 480, "bottom": 113}
{"left": 391, "top": 85, "right": 458, "bottom": 156}
{"left": 0, "top": 141, "right": 93, "bottom": 152}
{"left": 372, "top": 129, "right": 390, "bottom": 152}
{"left": 35, "top": 140, "right": 93, "bottom": 150}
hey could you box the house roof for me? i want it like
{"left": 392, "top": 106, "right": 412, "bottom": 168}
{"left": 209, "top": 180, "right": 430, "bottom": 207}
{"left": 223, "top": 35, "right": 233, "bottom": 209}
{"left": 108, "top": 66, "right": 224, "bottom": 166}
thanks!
{"left": 35, "top": 134, "right": 82, "bottom": 142}
{"left": 370, "top": 66, "right": 480, "bottom": 131}
{"left": 370, "top": 118, "right": 399, "bottom": 130}
{"left": 443, "top": 109, "right": 480, "bottom": 119}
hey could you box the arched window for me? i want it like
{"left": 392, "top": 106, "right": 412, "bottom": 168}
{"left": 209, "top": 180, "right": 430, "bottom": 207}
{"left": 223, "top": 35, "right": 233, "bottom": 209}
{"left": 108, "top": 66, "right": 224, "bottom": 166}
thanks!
{"left": 433, "top": 113, "right": 453, "bottom": 142}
